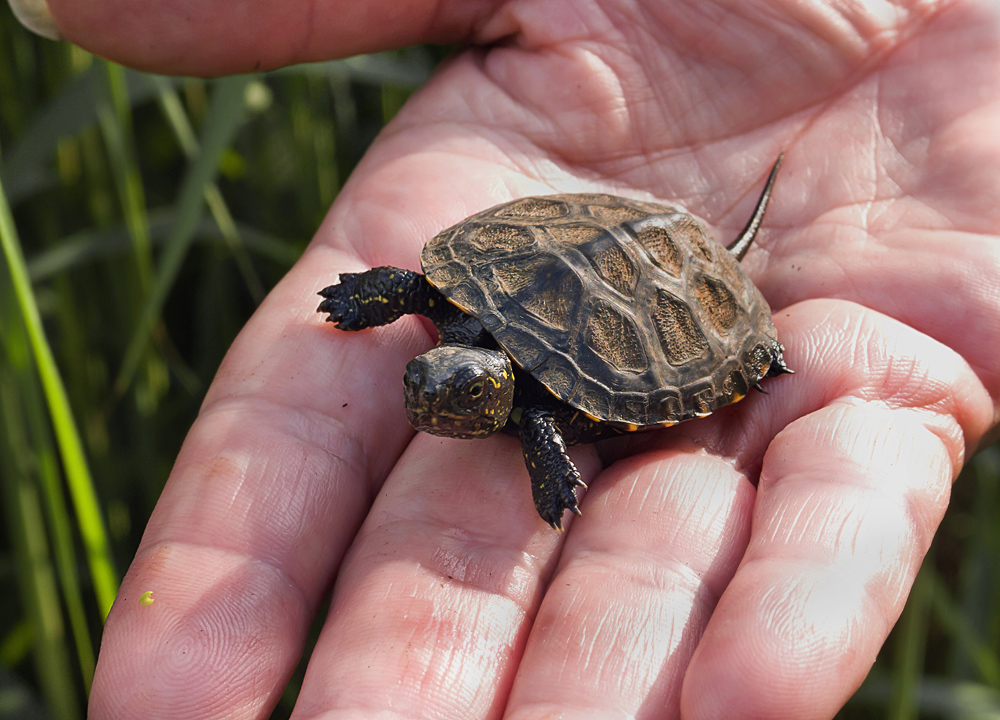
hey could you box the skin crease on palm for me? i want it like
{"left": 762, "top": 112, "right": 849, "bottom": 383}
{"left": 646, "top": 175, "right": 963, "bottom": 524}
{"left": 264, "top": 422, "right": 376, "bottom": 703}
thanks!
{"left": 40, "top": 0, "right": 999, "bottom": 717}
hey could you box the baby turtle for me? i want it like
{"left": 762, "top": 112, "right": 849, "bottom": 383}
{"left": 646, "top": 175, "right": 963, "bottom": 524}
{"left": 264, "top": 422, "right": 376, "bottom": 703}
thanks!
{"left": 318, "top": 157, "right": 791, "bottom": 530}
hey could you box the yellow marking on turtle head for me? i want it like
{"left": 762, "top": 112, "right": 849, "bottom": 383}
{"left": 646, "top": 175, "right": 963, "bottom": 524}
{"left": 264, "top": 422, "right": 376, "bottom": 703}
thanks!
{"left": 625, "top": 423, "right": 639, "bottom": 432}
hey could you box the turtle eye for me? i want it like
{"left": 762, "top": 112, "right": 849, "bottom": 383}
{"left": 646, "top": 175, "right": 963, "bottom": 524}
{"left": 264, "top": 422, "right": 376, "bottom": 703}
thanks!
{"left": 467, "top": 379, "right": 485, "bottom": 398}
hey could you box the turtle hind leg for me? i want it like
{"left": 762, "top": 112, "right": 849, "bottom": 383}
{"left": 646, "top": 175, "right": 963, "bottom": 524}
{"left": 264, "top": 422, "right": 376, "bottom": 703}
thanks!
{"left": 318, "top": 266, "right": 440, "bottom": 331}
{"left": 519, "top": 407, "right": 586, "bottom": 531}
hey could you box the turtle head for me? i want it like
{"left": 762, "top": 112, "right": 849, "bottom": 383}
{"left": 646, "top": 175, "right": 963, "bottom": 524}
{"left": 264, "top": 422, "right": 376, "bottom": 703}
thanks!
{"left": 403, "top": 346, "right": 515, "bottom": 439}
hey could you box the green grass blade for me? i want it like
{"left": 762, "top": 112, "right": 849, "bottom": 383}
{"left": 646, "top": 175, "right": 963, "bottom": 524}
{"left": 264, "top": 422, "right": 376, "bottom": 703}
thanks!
{"left": 0, "top": 374, "right": 80, "bottom": 720}
{"left": 0, "top": 68, "right": 164, "bottom": 206}
{"left": 0, "top": 665, "right": 53, "bottom": 720}
{"left": 1, "top": 294, "right": 96, "bottom": 694}
{"left": 115, "top": 75, "right": 253, "bottom": 396}
{"left": 0, "top": 173, "right": 118, "bottom": 618}
{"left": 0, "top": 620, "right": 33, "bottom": 667}
{"left": 0, "top": 70, "right": 96, "bottom": 204}
{"left": 931, "top": 570, "right": 1000, "bottom": 687}
{"left": 888, "top": 560, "right": 933, "bottom": 719}
{"left": 153, "top": 75, "right": 265, "bottom": 303}
{"left": 280, "top": 48, "right": 434, "bottom": 88}
{"left": 381, "top": 84, "right": 411, "bottom": 124}
{"left": 915, "top": 679, "right": 1000, "bottom": 718}
{"left": 26, "top": 212, "right": 299, "bottom": 281}
{"left": 97, "top": 61, "right": 154, "bottom": 290}
{"left": 851, "top": 675, "right": 1000, "bottom": 718}
{"left": 25, "top": 377, "right": 97, "bottom": 692}
{"left": 945, "top": 447, "right": 1000, "bottom": 688}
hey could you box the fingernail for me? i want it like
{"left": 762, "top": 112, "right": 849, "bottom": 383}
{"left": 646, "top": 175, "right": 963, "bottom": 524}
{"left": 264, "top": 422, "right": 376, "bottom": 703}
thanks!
{"left": 7, "top": 0, "right": 61, "bottom": 40}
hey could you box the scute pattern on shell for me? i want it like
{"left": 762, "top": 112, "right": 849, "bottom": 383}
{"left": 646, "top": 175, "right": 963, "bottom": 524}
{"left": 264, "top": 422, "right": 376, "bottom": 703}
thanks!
{"left": 420, "top": 194, "right": 779, "bottom": 426}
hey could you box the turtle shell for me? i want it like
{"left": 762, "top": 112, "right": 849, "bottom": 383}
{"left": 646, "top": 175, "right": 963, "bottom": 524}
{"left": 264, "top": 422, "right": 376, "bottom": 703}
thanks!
{"left": 420, "top": 194, "right": 779, "bottom": 427}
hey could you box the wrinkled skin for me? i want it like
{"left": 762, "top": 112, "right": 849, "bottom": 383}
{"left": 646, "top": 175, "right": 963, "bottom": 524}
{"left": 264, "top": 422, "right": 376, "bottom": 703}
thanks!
{"left": 60, "top": 0, "right": 1000, "bottom": 718}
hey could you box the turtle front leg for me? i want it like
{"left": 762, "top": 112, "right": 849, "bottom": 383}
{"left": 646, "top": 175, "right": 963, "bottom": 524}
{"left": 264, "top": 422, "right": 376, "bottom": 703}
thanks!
{"left": 318, "top": 266, "right": 442, "bottom": 330}
{"left": 519, "top": 407, "right": 586, "bottom": 531}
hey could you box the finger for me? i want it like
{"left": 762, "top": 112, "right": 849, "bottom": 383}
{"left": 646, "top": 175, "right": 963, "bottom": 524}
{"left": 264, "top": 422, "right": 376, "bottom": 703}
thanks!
{"left": 755, "top": 0, "right": 1000, "bottom": 408}
{"left": 87, "top": 128, "right": 558, "bottom": 715}
{"left": 45, "top": 0, "right": 499, "bottom": 75}
{"left": 680, "top": 300, "right": 994, "bottom": 720}
{"left": 88, "top": 247, "right": 434, "bottom": 718}
{"left": 288, "top": 432, "right": 602, "bottom": 719}
{"left": 685, "top": 405, "right": 944, "bottom": 720}
{"left": 508, "top": 299, "right": 993, "bottom": 720}
{"left": 502, "top": 447, "right": 754, "bottom": 719}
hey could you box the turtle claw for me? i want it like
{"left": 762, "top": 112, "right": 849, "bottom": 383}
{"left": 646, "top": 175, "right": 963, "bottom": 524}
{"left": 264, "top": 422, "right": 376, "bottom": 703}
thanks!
{"left": 536, "top": 480, "right": 580, "bottom": 531}
{"left": 318, "top": 273, "right": 367, "bottom": 330}
{"left": 544, "top": 489, "right": 581, "bottom": 531}
{"left": 520, "top": 403, "right": 585, "bottom": 532}
{"left": 765, "top": 343, "right": 794, "bottom": 377}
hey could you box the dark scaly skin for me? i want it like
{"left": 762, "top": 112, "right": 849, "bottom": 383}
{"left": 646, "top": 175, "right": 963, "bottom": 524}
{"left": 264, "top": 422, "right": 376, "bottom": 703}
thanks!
{"left": 318, "top": 268, "right": 589, "bottom": 527}
{"left": 403, "top": 346, "right": 515, "bottom": 439}
{"left": 318, "top": 267, "right": 488, "bottom": 345}
{"left": 317, "top": 267, "right": 779, "bottom": 529}
{"left": 519, "top": 407, "right": 586, "bottom": 531}
{"left": 319, "top": 267, "right": 446, "bottom": 330}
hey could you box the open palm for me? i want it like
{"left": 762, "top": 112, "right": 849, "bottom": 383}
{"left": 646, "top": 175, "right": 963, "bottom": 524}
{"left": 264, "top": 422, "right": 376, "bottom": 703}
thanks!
{"left": 65, "top": 0, "right": 1000, "bottom": 718}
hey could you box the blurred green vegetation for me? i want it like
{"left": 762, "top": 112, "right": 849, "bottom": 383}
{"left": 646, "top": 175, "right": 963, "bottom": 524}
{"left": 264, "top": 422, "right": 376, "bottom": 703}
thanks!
{"left": 0, "top": 5, "right": 998, "bottom": 719}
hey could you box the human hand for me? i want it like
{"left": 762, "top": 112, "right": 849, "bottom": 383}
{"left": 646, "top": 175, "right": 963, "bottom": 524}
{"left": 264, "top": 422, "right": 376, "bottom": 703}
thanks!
{"left": 75, "top": 1, "right": 1000, "bottom": 718}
